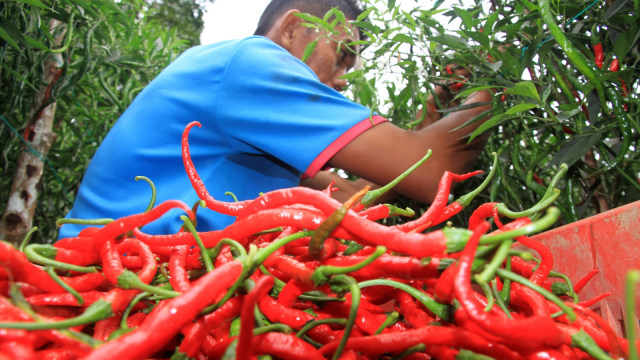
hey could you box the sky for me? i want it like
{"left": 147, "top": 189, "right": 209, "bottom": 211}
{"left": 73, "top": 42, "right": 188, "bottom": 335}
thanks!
{"left": 199, "top": 0, "right": 457, "bottom": 45}
{"left": 200, "top": 0, "right": 270, "bottom": 44}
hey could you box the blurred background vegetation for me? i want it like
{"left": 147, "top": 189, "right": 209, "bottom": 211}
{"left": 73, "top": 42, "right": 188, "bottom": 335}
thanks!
{"left": 0, "top": 0, "right": 638, "bottom": 244}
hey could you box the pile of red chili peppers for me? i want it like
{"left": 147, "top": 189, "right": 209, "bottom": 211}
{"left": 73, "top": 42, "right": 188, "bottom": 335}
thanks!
{"left": 1, "top": 121, "right": 638, "bottom": 360}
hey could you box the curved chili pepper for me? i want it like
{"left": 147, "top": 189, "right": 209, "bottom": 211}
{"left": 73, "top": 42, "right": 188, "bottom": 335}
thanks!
{"left": 182, "top": 121, "right": 250, "bottom": 215}
{"left": 237, "top": 275, "right": 274, "bottom": 360}
{"left": 454, "top": 221, "right": 568, "bottom": 349}
{"left": 394, "top": 170, "right": 483, "bottom": 232}
{"left": 251, "top": 332, "right": 326, "bottom": 360}
{"left": 177, "top": 296, "right": 243, "bottom": 358}
{"left": 0, "top": 241, "right": 64, "bottom": 293}
{"left": 258, "top": 296, "right": 337, "bottom": 344}
{"left": 433, "top": 262, "right": 459, "bottom": 304}
{"left": 318, "top": 323, "right": 524, "bottom": 359}
{"left": 322, "top": 253, "right": 441, "bottom": 281}
{"left": 573, "top": 268, "right": 599, "bottom": 293}
{"left": 89, "top": 200, "right": 194, "bottom": 254}
{"left": 168, "top": 245, "right": 191, "bottom": 292}
{"left": 83, "top": 260, "right": 243, "bottom": 360}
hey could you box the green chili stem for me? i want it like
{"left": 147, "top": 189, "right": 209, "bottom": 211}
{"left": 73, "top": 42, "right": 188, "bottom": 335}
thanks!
{"left": 209, "top": 238, "right": 248, "bottom": 261}
{"left": 312, "top": 246, "right": 386, "bottom": 285}
{"left": 480, "top": 207, "right": 560, "bottom": 245}
{"left": 391, "top": 344, "right": 427, "bottom": 360}
{"left": 134, "top": 176, "right": 157, "bottom": 213}
{"left": 625, "top": 270, "right": 640, "bottom": 360}
{"left": 0, "top": 299, "right": 113, "bottom": 330}
{"left": 495, "top": 268, "right": 576, "bottom": 322}
{"left": 491, "top": 279, "right": 512, "bottom": 319}
{"left": 359, "top": 279, "right": 453, "bottom": 322}
{"left": 19, "top": 227, "right": 38, "bottom": 252}
{"left": 120, "top": 291, "right": 150, "bottom": 329}
{"left": 296, "top": 318, "right": 347, "bottom": 339}
{"left": 374, "top": 311, "right": 399, "bottom": 335}
{"left": 254, "top": 323, "right": 291, "bottom": 335}
{"left": 330, "top": 275, "right": 360, "bottom": 360}
{"left": 476, "top": 239, "right": 513, "bottom": 285}
{"left": 360, "top": 150, "right": 432, "bottom": 207}
{"left": 24, "top": 244, "right": 97, "bottom": 273}
{"left": 180, "top": 215, "right": 213, "bottom": 272}
{"left": 478, "top": 281, "right": 496, "bottom": 312}
{"left": 457, "top": 152, "right": 499, "bottom": 207}
{"left": 45, "top": 267, "right": 84, "bottom": 306}
{"left": 251, "top": 231, "right": 313, "bottom": 270}
{"left": 571, "top": 329, "right": 615, "bottom": 360}
{"left": 117, "top": 270, "right": 180, "bottom": 298}
{"left": 496, "top": 188, "right": 561, "bottom": 219}
{"left": 55, "top": 218, "right": 113, "bottom": 227}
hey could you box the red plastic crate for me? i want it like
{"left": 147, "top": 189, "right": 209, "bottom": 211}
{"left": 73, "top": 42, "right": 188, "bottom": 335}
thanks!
{"left": 531, "top": 200, "right": 640, "bottom": 336}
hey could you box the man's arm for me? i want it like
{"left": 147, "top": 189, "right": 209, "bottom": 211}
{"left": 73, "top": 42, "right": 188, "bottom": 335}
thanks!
{"left": 326, "top": 89, "right": 492, "bottom": 204}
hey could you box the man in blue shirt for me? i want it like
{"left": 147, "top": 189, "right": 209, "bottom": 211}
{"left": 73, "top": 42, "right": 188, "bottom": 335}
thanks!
{"left": 58, "top": 0, "right": 492, "bottom": 238}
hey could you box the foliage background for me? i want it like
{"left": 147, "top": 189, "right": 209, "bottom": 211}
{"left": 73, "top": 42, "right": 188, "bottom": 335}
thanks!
{"left": 346, "top": 0, "right": 639, "bottom": 227}
{"left": 0, "top": 0, "right": 638, "bottom": 243}
{"left": 0, "top": 0, "right": 212, "bottom": 242}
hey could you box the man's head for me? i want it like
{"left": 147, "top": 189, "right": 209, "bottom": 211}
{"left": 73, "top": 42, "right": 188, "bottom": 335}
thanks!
{"left": 255, "top": 0, "right": 367, "bottom": 91}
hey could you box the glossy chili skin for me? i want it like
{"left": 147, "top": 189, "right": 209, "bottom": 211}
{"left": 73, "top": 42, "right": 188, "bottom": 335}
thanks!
{"left": 454, "top": 221, "right": 569, "bottom": 350}
{"left": 83, "top": 260, "right": 242, "bottom": 360}
{"left": 318, "top": 323, "right": 524, "bottom": 359}
{"left": 0, "top": 241, "right": 65, "bottom": 293}
{"left": 236, "top": 275, "right": 274, "bottom": 360}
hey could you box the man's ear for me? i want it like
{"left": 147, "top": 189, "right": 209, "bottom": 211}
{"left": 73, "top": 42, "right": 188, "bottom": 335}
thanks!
{"left": 278, "top": 9, "right": 303, "bottom": 51}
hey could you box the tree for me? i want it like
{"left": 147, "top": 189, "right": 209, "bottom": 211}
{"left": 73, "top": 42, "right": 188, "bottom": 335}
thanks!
{"left": 0, "top": 0, "right": 213, "bottom": 244}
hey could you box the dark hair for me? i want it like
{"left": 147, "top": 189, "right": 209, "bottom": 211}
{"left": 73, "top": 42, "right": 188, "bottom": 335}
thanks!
{"left": 254, "top": 0, "right": 367, "bottom": 38}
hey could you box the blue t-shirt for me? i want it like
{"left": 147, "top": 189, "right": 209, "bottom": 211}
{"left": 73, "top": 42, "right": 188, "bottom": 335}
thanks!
{"left": 58, "top": 36, "right": 385, "bottom": 239}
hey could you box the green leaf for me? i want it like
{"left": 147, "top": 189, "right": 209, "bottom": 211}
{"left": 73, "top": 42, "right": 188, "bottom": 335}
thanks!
{"left": 302, "top": 39, "right": 318, "bottom": 62}
{"left": 10, "top": 0, "right": 51, "bottom": 10}
{"left": 505, "top": 103, "right": 538, "bottom": 115}
{"left": 431, "top": 34, "right": 468, "bottom": 50}
{"left": 505, "top": 81, "right": 540, "bottom": 101}
{"left": 390, "top": 33, "right": 414, "bottom": 45}
{"left": 547, "top": 132, "right": 604, "bottom": 169}
{"left": 0, "top": 20, "right": 26, "bottom": 51}
{"left": 463, "top": 30, "right": 490, "bottom": 48}
{"left": 23, "top": 35, "right": 49, "bottom": 51}
{"left": 613, "top": 21, "right": 640, "bottom": 60}
{"left": 468, "top": 114, "right": 516, "bottom": 142}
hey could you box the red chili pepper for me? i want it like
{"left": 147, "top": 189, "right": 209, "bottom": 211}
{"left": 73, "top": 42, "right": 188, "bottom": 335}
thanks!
{"left": 454, "top": 221, "right": 568, "bottom": 349}
{"left": 168, "top": 245, "right": 191, "bottom": 292}
{"left": 318, "top": 323, "right": 524, "bottom": 359}
{"left": 237, "top": 275, "right": 274, "bottom": 360}
{"left": 322, "top": 254, "right": 441, "bottom": 281}
{"left": 395, "top": 170, "right": 483, "bottom": 232}
{"left": 573, "top": 268, "right": 599, "bottom": 293}
{"left": 467, "top": 202, "right": 498, "bottom": 230}
{"left": 84, "top": 260, "right": 243, "bottom": 360}
{"left": 394, "top": 291, "right": 434, "bottom": 328}
{"left": 115, "top": 239, "right": 157, "bottom": 285}
{"left": 93, "top": 316, "right": 120, "bottom": 341}
{"left": 258, "top": 296, "right": 338, "bottom": 344}
{"left": 0, "top": 241, "right": 64, "bottom": 293}
{"left": 88, "top": 200, "right": 194, "bottom": 254}
{"left": 433, "top": 262, "right": 459, "bottom": 304}
{"left": 250, "top": 332, "right": 326, "bottom": 360}
{"left": 592, "top": 43, "right": 604, "bottom": 69}
{"left": 182, "top": 121, "right": 250, "bottom": 215}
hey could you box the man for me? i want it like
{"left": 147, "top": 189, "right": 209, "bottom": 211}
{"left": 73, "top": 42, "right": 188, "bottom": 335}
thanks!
{"left": 57, "top": 0, "right": 492, "bottom": 239}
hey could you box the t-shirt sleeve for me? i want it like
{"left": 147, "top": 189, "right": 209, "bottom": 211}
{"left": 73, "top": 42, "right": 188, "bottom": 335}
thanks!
{"left": 215, "top": 37, "right": 387, "bottom": 178}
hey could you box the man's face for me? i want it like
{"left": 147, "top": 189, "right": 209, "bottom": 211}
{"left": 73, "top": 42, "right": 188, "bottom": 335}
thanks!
{"left": 289, "top": 23, "right": 360, "bottom": 92}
